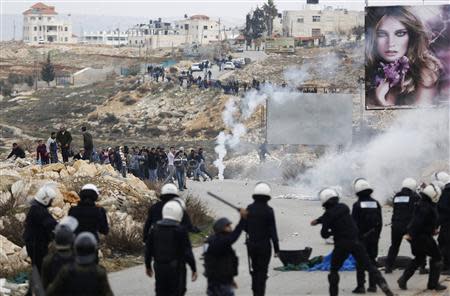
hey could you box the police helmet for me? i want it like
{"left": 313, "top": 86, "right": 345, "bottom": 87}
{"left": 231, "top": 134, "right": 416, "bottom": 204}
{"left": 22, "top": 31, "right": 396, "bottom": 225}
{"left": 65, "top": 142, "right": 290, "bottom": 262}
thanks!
{"left": 74, "top": 232, "right": 98, "bottom": 265}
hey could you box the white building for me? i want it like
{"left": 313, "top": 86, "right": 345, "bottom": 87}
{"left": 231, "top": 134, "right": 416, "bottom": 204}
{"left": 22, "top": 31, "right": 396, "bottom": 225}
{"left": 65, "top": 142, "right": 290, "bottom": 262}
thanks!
{"left": 282, "top": 6, "right": 364, "bottom": 38}
{"left": 175, "top": 15, "right": 224, "bottom": 45}
{"left": 22, "top": 2, "right": 75, "bottom": 44}
{"left": 82, "top": 30, "right": 128, "bottom": 46}
{"left": 127, "top": 20, "right": 186, "bottom": 49}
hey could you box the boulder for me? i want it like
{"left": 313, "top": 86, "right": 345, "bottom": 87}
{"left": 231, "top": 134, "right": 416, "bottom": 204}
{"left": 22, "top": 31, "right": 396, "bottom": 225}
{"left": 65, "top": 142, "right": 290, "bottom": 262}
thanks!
{"left": 60, "top": 169, "right": 69, "bottom": 179}
{"left": 50, "top": 207, "right": 64, "bottom": 219}
{"left": 43, "top": 171, "right": 60, "bottom": 180}
{"left": 73, "top": 161, "right": 98, "bottom": 178}
{"left": 14, "top": 213, "right": 26, "bottom": 223}
{"left": 0, "top": 234, "right": 21, "bottom": 256}
{"left": 0, "top": 169, "right": 21, "bottom": 192}
{"left": 96, "top": 164, "right": 118, "bottom": 177}
{"left": 42, "top": 163, "right": 65, "bottom": 173}
{"left": 11, "top": 179, "right": 32, "bottom": 204}
{"left": 126, "top": 174, "right": 149, "bottom": 192}
{"left": 67, "top": 166, "right": 76, "bottom": 175}
{"left": 0, "top": 191, "right": 12, "bottom": 204}
{"left": 62, "top": 191, "right": 80, "bottom": 204}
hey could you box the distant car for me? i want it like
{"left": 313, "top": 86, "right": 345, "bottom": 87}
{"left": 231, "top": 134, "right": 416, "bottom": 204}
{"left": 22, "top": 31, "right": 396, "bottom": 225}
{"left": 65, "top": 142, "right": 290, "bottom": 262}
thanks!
{"left": 190, "top": 63, "right": 202, "bottom": 72}
{"left": 232, "top": 46, "right": 244, "bottom": 53}
{"left": 38, "top": 37, "right": 46, "bottom": 44}
{"left": 224, "top": 62, "right": 235, "bottom": 70}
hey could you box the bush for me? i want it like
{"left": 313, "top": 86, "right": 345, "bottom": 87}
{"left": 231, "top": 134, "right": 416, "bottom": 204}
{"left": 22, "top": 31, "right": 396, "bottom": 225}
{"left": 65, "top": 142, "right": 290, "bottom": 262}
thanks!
{"left": 1, "top": 83, "right": 12, "bottom": 97}
{"left": 101, "top": 113, "right": 119, "bottom": 125}
{"left": 102, "top": 218, "right": 143, "bottom": 255}
{"left": 7, "top": 73, "right": 22, "bottom": 85}
{"left": 25, "top": 75, "right": 34, "bottom": 87}
{"left": 0, "top": 195, "right": 25, "bottom": 247}
{"left": 185, "top": 194, "right": 213, "bottom": 228}
{"left": 127, "top": 195, "right": 155, "bottom": 224}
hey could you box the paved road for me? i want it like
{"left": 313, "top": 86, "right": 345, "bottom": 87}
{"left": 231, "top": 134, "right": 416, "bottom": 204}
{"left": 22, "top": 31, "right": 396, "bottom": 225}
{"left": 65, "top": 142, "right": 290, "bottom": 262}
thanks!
{"left": 109, "top": 179, "right": 449, "bottom": 296}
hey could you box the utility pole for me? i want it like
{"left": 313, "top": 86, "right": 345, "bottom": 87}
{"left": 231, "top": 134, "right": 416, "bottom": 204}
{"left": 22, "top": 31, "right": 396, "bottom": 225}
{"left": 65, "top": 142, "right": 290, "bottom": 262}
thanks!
{"left": 13, "top": 20, "right": 16, "bottom": 40}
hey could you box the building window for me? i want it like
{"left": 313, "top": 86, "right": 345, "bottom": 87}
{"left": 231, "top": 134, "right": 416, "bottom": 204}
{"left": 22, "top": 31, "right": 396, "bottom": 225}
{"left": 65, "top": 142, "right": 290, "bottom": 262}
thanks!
{"left": 38, "top": 17, "right": 42, "bottom": 20}
{"left": 204, "top": 35, "right": 207, "bottom": 38}
{"left": 34, "top": 37, "right": 37, "bottom": 41}
{"left": 210, "top": 25, "right": 213, "bottom": 28}
{"left": 39, "top": 26, "right": 42, "bottom": 31}
{"left": 312, "top": 28, "right": 321, "bottom": 36}
{"left": 297, "top": 17, "right": 304, "bottom": 23}
{"left": 31, "top": 17, "right": 35, "bottom": 20}
{"left": 48, "top": 17, "right": 51, "bottom": 21}
{"left": 203, "top": 25, "right": 208, "bottom": 30}
{"left": 65, "top": 37, "right": 68, "bottom": 42}
{"left": 312, "top": 16, "right": 321, "bottom": 22}
{"left": 34, "top": 26, "right": 37, "bottom": 31}
{"left": 64, "top": 27, "right": 68, "bottom": 31}
{"left": 184, "top": 24, "right": 189, "bottom": 30}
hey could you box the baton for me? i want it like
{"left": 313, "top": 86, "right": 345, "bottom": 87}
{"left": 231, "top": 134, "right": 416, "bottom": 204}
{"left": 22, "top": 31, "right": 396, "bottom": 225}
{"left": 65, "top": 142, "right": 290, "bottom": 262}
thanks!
{"left": 207, "top": 191, "right": 240, "bottom": 211}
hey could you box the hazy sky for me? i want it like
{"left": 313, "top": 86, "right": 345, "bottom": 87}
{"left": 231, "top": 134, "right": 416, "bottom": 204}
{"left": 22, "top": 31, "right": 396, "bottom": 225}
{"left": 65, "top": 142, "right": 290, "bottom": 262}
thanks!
{"left": 2, "top": 0, "right": 449, "bottom": 20}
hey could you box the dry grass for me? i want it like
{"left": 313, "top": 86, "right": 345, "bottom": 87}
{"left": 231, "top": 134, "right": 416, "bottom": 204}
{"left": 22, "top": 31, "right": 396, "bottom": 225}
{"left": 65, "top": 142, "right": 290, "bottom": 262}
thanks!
{"left": 144, "top": 180, "right": 163, "bottom": 196}
{"left": 127, "top": 195, "right": 155, "bottom": 224}
{"left": 0, "top": 194, "right": 25, "bottom": 247}
{"left": 101, "top": 218, "right": 143, "bottom": 255}
{"left": 185, "top": 194, "right": 213, "bottom": 228}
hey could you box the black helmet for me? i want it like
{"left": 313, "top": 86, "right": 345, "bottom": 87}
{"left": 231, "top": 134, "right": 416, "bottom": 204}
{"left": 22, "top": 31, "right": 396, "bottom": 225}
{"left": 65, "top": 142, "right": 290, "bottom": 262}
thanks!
{"left": 74, "top": 232, "right": 98, "bottom": 265}
{"left": 213, "top": 217, "right": 232, "bottom": 233}
{"left": 54, "top": 225, "right": 75, "bottom": 250}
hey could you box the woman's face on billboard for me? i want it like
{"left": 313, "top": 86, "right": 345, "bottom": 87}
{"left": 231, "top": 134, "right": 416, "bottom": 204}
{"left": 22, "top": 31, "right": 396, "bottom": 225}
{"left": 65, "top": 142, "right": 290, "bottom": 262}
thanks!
{"left": 376, "top": 16, "right": 409, "bottom": 63}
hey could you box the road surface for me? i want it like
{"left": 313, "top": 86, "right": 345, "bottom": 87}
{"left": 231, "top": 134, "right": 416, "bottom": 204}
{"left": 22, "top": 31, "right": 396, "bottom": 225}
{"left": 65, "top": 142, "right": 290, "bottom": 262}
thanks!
{"left": 109, "top": 179, "right": 449, "bottom": 295}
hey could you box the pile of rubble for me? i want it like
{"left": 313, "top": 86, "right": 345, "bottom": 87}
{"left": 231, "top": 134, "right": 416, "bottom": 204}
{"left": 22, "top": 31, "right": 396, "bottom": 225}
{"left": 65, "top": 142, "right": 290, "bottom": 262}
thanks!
{"left": 0, "top": 158, "right": 157, "bottom": 280}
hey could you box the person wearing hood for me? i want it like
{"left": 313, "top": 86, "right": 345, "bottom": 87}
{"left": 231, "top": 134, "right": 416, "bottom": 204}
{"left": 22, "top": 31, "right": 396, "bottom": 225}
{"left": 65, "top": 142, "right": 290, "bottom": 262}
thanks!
{"left": 244, "top": 182, "right": 279, "bottom": 296}
{"left": 23, "top": 184, "right": 58, "bottom": 272}
{"left": 311, "top": 188, "right": 393, "bottom": 296}
{"left": 204, "top": 210, "right": 247, "bottom": 296}
{"left": 41, "top": 216, "right": 78, "bottom": 289}
{"left": 47, "top": 232, "right": 113, "bottom": 296}
{"left": 436, "top": 172, "right": 450, "bottom": 274}
{"left": 68, "top": 184, "right": 109, "bottom": 242}
{"left": 351, "top": 178, "right": 382, "bottom": 293}
{"left": 145, "top": 201, "right": 197, "bottom": 296}
{"left": 398, "top": 184, "right": 446, "bottom": 291}
{"left": 143, "top": 184, "right": 196, "bottom": 243}
{"left": 385, "top": 178, "right": 421, "bottom": 273}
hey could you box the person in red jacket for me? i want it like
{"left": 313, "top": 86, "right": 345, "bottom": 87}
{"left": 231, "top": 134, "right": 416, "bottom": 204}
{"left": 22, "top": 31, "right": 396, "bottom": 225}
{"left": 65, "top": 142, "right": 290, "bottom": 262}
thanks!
{"left": 36, "top": 140, "right": 49, "bottom": 165}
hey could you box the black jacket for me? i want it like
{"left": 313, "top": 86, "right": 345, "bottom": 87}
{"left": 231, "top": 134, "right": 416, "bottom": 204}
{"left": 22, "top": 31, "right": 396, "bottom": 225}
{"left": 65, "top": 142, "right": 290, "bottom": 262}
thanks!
{"left": 145, "top": 219, "right": 196, "bottom": 273}
{"left": 41, "top": 250, "right": 75, "bottom": 289}
{"left": 83, "top": 132, "right": 93, "bottom": 150}
{"left": 56, "top": 131, "right": 72, "bottom": 147}
{"left": 142, "top": 199, "right": 194, "bottom": 242}
{"left": 7, "top": 146, "right": 26, "bottom": 159}
{"left": 23, "top": 201, "right": 57, "bottom": 244}
{"left": 245, "top": 199, "right": 279, "bottom": 253}
{"left": 68, "top": 200, "right": 109, "bottom": 240}
{"left": 148, "top": 153, "right": 158, "bottom": 170}
{"left": 438, "top": 183, "right": 450, "bottom": 225}
{"left": 204, "top": 219, "right": 243, "bottom": 284}
{"left": 391, "top": 188, "right": 420, "bottom": 226}
{"left": 317, "top": 200, "right": 359, "bottom": 243}
{"left": 352, "top": 190, "right": 382, "bottom": 242}
{"left": 408, "top": 194, "right": 439, "bottom": 238}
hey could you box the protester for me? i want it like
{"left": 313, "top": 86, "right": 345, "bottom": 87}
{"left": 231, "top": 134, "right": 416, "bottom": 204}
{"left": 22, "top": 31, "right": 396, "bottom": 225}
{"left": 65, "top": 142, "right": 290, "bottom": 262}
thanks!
{"left": 351, "top": 178, "right": 382, "bottom": 293}
{"left": 385, "top": 178, "right": 420, "bottom": 273}
{"left": 145, "top": 201, "right": 197, "bottom": 296}
{"left": 398, "top": 184, "right": 446, "bottom": 291}
{"left": 174, "top": 147, "right": 188, "bottom": 191}
{"left": 73, "top": 149, "right": 84, "bottom": 161}
{"left": 6, "top": 143, "right": 25, "bottom": 160}
{"left": 81, "top": 126, "right": 94, "bottom": 161}
{"left": 46, "top": 132, "right": 58, "bottom": 163}
{"left": 311, "top": 188, "right": 394, "bottom": 296}
{"left": 245, "top": 182, "right": 279, "bottom": 296}
{"left": 164, "top": 147, "right": 176, "bottom": 184}
{"left": 56, "top": 126, "right": 72, "bottom": 163}
{"left": 204, "top": 210, "right": 247, "bottom": 296}
{"left": 36, "top": 139, "right": 49, "bottom": 165}
{"left": 47, "top": 232, "right": 114, "bottom": 296}
{"left": 23, "top": 183, "right": 58, "bottom": 272}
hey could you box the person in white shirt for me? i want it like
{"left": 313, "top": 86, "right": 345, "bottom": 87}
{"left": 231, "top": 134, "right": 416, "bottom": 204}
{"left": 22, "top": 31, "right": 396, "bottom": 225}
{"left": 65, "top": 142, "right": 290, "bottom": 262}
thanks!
{"left": 164, "top": 146, "right": 176, "bottom": 184}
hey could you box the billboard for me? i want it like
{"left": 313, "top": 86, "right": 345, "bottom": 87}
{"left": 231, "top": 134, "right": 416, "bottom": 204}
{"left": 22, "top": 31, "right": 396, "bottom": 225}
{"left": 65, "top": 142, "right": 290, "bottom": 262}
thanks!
{"left": 365, "top": 5, "right": 450, "bottom": 109}
{"left": 267, "top": 94, "right": 353, "bottom": 145}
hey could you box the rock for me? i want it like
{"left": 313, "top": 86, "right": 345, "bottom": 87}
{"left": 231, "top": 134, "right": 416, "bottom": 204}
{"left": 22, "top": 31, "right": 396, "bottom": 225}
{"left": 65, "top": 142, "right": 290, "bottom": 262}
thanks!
{"left": 11, "top": 180, "right": 32, "bottom": 204}
{"left": 62, "top": 191, "right": 80, "bottom": 204}
{"left": 15, "top": 158, "right": 32, "bottom": 167}
{"left": 125, "top": 174, "right": 149, "bottom": 192}
{"left": 73, "top": 160, "right": 98, "bottom": 178}
{"left": 50, "top": 207, "right": 64, "bottom": 219}
{"left": 42, "top": 163, "right": 65, "bottom": 173}
{"left": 43, "top": 171, "right": 60, "bottom": 180}
{"left": 67, "top": 166, "right": 76, "bottom": 175}
{"left": 14, "top": 213, "right": 26, "bottom": 223}
{"left": 0, "top": 169, "right": 21, "bottom": 192}
{"left": 96, "top": 164, "right": 117, "bottom": 177}
{"left": 157, "top": 125, "right": 168, "bottom": 132}
{"left": 0, "top": 234, "right": 21, "bottom": 255}
{"left": 0, "top": 191, "right": 12, "bottom": 204}
{"left": 60, "top": 169, "right": 69, "bottom": 179}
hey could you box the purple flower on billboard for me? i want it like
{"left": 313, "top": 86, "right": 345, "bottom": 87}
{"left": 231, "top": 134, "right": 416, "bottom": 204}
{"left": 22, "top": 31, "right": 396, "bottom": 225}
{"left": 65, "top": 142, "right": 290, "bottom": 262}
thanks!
{"left": 374, "top": 56, "right": 410, "bottom": 87}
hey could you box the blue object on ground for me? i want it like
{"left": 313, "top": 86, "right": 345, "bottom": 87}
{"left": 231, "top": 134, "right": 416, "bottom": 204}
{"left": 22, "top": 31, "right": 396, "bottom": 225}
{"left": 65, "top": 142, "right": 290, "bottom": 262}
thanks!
{"left": 308, "top": 251, "right": 356, "bottom": 271}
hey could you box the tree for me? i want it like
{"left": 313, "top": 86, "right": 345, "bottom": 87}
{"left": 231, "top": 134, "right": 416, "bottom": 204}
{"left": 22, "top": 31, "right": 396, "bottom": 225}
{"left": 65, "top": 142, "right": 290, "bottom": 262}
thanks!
{"left": 351, "top": 25, "right": 364, "bottom": 41}
{"left": 262, "top": 0, "right": 278, "bottom": 37}
{"left": 243, "top": 13, "right": 253, "bottom": 49}
{"left": 41, "top": 53, "right": 55, "bottom": 86}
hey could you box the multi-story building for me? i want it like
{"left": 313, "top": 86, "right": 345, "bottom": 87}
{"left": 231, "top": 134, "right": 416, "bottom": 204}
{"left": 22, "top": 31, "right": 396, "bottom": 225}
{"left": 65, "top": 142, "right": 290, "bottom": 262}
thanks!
{"left": 175, "top": 15, "right": 224, "bottom": 45}
{"left": 127, "top": 19, "right": 187, "bottom": 49}
{"left": 282, "top": 6, "right": 364, "bottom": 38}
{"left": 22, "top": 2, "right": 75, "bottom": 44}
{"left": 82, "top": 30, "right": 128, "bottom": 46}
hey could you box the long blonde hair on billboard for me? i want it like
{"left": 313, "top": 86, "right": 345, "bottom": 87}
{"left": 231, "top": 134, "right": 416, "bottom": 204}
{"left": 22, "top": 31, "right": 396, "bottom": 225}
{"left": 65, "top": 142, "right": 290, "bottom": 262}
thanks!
{"left": 365, "top": 6, "right": 441, "bottom": 95}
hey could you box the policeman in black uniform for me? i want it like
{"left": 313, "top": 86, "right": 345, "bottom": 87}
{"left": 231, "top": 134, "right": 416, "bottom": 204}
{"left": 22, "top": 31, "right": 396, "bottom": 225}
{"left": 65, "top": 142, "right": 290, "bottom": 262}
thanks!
{"left": 204, "top": 210, "right": 247, "bottom": 296}
{"left": 398, "top": 184, "right": 447, "bottom": 291}
{"left": 41, "top": 218, "right": 77, "bottom": 289}
{"left": 245, "top": 182, "right": 279, "bottom": 296}
{"left": 436, "top": 172, "right": 450, "bottom": 274}
{"left": 145, "top": 200, "right": 197, "bottom": 296}
{"left": 385, "top": 178, "right": 420, "bottom": 273}
{"left": 68, "top": 184, "right": 109, "bottom": 241}
{"left": 46, "top": 232, "right": 114, "bottom": 296}
{"left": 311, "top": 188, "right": 393, "bottom": 296}
{"left": 23, "top": 184, "right": 58, "bottom": 272}
{"left": 351, "top": 178, "right": 382, "bottom": 293}
{"left": 143, "top": 183, "right": 197, "bottom": 243}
